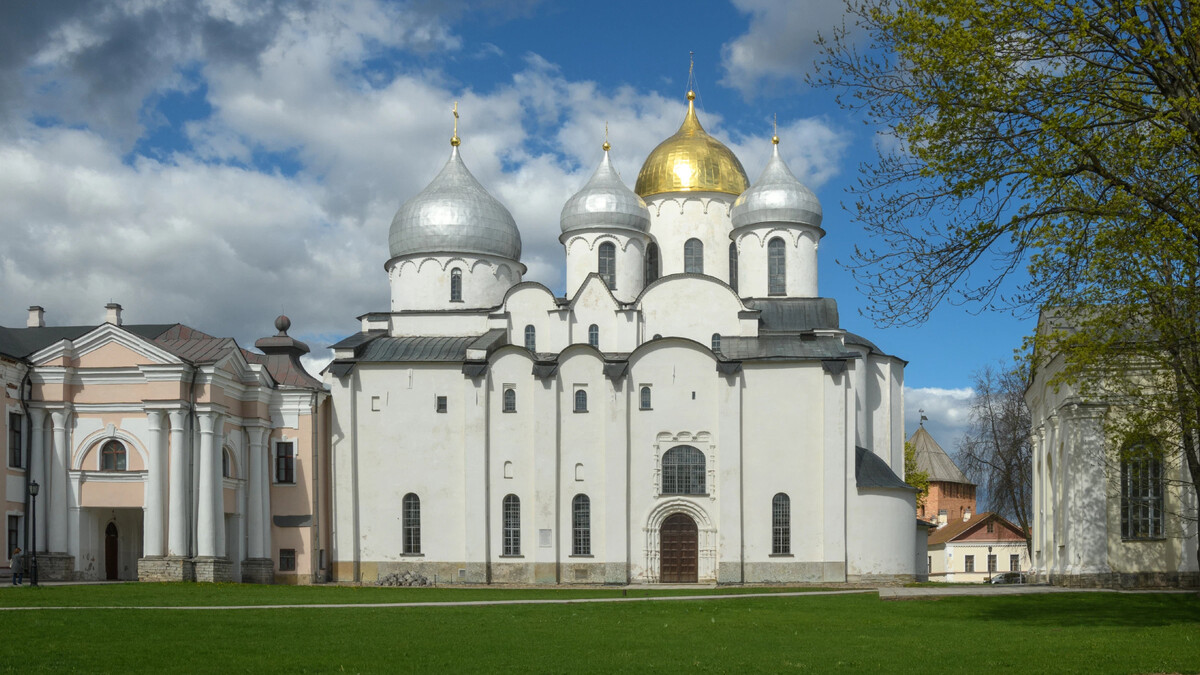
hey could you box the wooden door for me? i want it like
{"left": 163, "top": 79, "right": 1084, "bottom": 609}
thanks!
{"left": 659, "top": 513, "right": 698, "bottom": 583}
{"left": 105, "top": 522, "right": 118, "bottom": 581}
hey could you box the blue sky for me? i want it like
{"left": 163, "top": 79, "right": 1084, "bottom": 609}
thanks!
{"left": 0, "top": 0, "right": 1030, "bottom": 447}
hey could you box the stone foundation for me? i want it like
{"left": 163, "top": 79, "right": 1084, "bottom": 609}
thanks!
{"left": 33, "top": 552, "right": 75, "bottom": 582}
{"left": 137, "top": 556, "right": 196, "bottom": 582}
{"left": 1050, "top": 571, "right": 1200, "bottom": 589}
{"left": 193, "top": 557, "right": 233, "bottom": 583}
{"left": 742, "top": 561, "right": 850, "bottom": 584}
{"left": 240, "top": 558, "right": 275, "bottom": 584}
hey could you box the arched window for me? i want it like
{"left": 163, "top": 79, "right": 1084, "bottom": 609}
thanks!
{"left": 728, "top": 241, "right": 739, "bottom": 292}
{"left": 502, "top": 494, "right": 521, "bottom": 555}
{"left": 574, "top": 389, "right": 588, "bottom": 413}
{"left": 403, "top": 493, "right": 421, "bottom": 554}
{"left": 768, "top": 237, "right": 786, "bottom": 295}
{"left": 1122, "top": 443, "right": 1164, "bottom": 540}
{"left": 661, "top": 445, "right": 705, "bottom": 495}
{"left": 572, "top": 494, "right": 591, "bottom": 555}
{"left": 588, "top": 324, "right": 599, "bottom": 349}
{"left": 645, "top": 242, "right": 660, "bottom": 283}
{"left": 524, "top": 325, "right": 536, "bottom": 352}
{"left": 598, "top": 242, "right": 616, "bottom": 289}
{"left": 101, "top": 440, "right": 126, "bottom": 471}
{"left": 503, "top": 387, "right": 516, "bottom": 413}
{"left": 222, "top": 449, "right": 232, "bottom": 478}
{"left": 450, "top": 268, "right": 462, "bottom": 302}
{"left": 684, "top": 238, "right": 704, "bottom": 274}
{"left": 640, "top": 386, "right": 652, "bottom": 410}
{"left": 711, "top": 333, "right": 721, "bottom": 353}
{"left": 772, "top": 493, "right": 791, "bottom": 555}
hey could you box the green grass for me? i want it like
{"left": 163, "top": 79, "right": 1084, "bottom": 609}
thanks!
{"left": 1, "top": 586, "right": 1197, "bottom": 673}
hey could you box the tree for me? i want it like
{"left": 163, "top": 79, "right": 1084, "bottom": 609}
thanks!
{"left": 904, "top": 440, "right": 930, "bottom": 511}
{"left": 958, "top": 364, "right": 1032, "bottom": 554}
{"left": 815, "top": 0, "right": 1200, "bottom": 569}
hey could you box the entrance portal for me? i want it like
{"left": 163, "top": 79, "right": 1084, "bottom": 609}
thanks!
{"left": 105, "top": 522, "right": 119, "bottom": 581}
{"left": 659, "top": 513, "right": 698, "bottom": 583}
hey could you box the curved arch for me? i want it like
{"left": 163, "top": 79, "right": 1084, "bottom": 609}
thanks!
{"left": 222, "top": 446, "right": 239, "bottom": 479}
{"left": 100, "top": 440, "right": 127, "bottom": 471}
{"left": 73, "top": 425, "right": 149, "bottom": 471}
{"left": 645, "top": 497, "right": 715, "bottom": 533}
{"left": 661, "top": 445, "right": 706, "bottom": 495}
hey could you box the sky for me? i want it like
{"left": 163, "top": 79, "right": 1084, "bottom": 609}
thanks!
{"left": 0, "top": 0, "right": 1031, "bottom": 451}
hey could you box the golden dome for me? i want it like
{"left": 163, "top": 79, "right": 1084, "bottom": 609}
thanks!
{"left": 634, "top": 91, "right": 749, "bottom": 198}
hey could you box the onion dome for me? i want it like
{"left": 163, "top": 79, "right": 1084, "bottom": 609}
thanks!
{"left": 730, "top": 138, "right": 822, "bottom": 230}
{"left": 388, "top": 144, "right": 522, "bottom": 261}
{"left": 635, "top": 91, "right": 749, "bottom": 198}
{"left": 561, "top": 142, "right": 650, "bottom": 234}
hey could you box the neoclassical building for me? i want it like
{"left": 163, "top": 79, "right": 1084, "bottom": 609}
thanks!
{"left": 325, "top": 92, "right": 921, "bottom": 585}
{"left": 1, "top": 306, "right": 328, "bottom": 583}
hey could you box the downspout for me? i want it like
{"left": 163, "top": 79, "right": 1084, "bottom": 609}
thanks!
{"left": 311, "top": 391, "right": 322, "bottom": 583}
{"left": 187, "top": 364, "right": 199, "bottom": 559}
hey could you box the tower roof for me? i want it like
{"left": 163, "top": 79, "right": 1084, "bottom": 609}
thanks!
{"left": 908, "top": 425, "right": 972, "bottom": 484}
{"left": 634, "top": 91, "right": 749, "bottom": 198}
{"left": 561, "top": 144, "right": 650, "bottom": 234}
{"left": 730, "top": 141, "right": 822, "bottom": 230}
{"left": 388, "top": 144, "right": 522, "bottom": 261}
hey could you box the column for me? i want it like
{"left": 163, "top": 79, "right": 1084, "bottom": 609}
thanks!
{"left": 143, "top": 410, "right": 166, "bottom": 557}
{"left": 260, "top": 432, "right": 272, "bottom": 561}
{"left": 48, "top": 407, "right": 71, "bottom": 553}
{"left": 28, "top": 408, "right": 46, "bottom": 551}
{"left": 213, "top": 421, "right": 226, "bottom": 558}
{"left": 246, "top": 426, "right": 267, "bottom": 559}
{"left": 196, "top": 412, "right": 219, "bottom": 558}
{"left": 167, "top": 409, "right": 189, "bottom": 557}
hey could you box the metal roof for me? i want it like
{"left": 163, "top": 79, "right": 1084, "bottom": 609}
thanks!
{"left": 855, "top": 446, "right": 914, "bottom": 490}
{"left": 908, "top": 426, "right": 972, "bottom": 484}
{"left": 745, "top": 298, "right": 840, "bottom": 332}
{"left": 730, "top": 143, "right": 823, "bottom": 230}
{"left": 561, "top": 149, "right": 650, "bottom": 234}
{"left": 0, "top": 324, "right": 175, "bottom": 359}
{"left": 357, "top": 335, "right": 478, "bottom": 362}
{"left": 718, "top": 334, "right": 857, "bottom": 361}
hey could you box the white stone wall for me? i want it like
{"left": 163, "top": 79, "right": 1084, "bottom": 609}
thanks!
{"left": 388, "top": 254, "right": 524, "bottom": 312}
{"left": 646, "top": 195, "right": 736, "bottom": 284}
{"left": 732, "top": 226, "right": 821, "bottom": 298}
{"left": 561, "top": 232, "right": 646, "bottom": 303}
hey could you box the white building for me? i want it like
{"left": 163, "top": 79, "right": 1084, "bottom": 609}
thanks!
{"left": 325, "top": 92, "right": 921, "bottom": 585}
{"left": 1027, "top": 313, "right": 1199, "bottom": 588}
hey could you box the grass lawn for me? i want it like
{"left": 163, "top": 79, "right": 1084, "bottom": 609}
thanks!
{"left": 0, "top": 586, "right": 1197, "bottom": 673}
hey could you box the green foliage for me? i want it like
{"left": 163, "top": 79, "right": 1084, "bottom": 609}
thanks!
{"left": 904, "top": 440, "right": 930, "bottom": 509}
{"left": 1, "top": 587, "right": 1197, "bottom": 673}
{"left": 815, "top": 0, "right": 1200, "bottom": 549}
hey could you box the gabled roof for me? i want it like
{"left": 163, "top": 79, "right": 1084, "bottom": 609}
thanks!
{"left": 0, "top": 324, "right": 175, "bottom": 359}
{"left": 908, "top": 425, "right": 972, "bottom": 484}
{"left": 928, "top": 511, "right": 1027, "bottom": 546}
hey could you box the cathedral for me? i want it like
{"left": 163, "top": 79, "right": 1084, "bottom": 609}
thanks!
{"left": 324, "top": 91, "right": 920, "bottom": 584}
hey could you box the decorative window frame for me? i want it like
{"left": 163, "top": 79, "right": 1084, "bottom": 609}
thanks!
{"left": 651, "top": 431, "right": 715, "bottom": 501}
{"left": 274, "top": 437, "right": 297, "bottom": 486}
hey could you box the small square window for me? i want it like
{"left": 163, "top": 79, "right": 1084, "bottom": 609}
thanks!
{"left": 279, "top": 548, "right": 296, "bottom": 571}
{"left": 436, "top": 396, "right": 448, "bottom": 413}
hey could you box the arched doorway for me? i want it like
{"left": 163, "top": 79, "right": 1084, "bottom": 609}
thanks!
{"left": 660, "top": 513, "right": 698, "bottom": 583}
{"left": 105, "top": 522, "right": 119, "bottom": 581}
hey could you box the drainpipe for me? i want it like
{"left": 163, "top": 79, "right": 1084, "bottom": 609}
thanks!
{"left": 20, "top": 365, "right": 32, "bottom": 555}
{"left": 310, "top": 392, "right": 323, "bottom": 583}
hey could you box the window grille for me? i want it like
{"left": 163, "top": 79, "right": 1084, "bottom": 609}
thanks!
{"left": 279, "top": 548, "right": 296, "bottom": 571}
{"left": 964, "top": 555, "right": 975, "bottom": 573}
{"left": 275, "top": 442, "right": 295, "bottom": 483}
{"left": 403, "top": 493, "right": 421, "bottom": 554}
{"left": 450, "top": 268, "right": 462, "bottom": 302}
{"left": 711, "top": 333, "right": 721, "bottom": 353}
{"left": 588, "top": 324, "right": 599, "bottom": 349}
{"left": 502, "top": 494, "right": 520, "bottom": 555}
{"left": 8, "top": 412, "right": 22, "bottom": 468}
{"left": 772, "top": 493, "right": 790, "bottom": 554}
{"left": 1122, "top": 452, "right": 1164, "bottom": 539}
{"left": 598, "top": 242, "right": 616, "bottom": 289}
{"left": 768, "top": 237, "right": 786, "bottom": 295}
{"left": 524, "top": 325, "right": 536, "bottom": 352}
{"left": 661, "top": 445, "right": 705, "bottom": 495}
{"left": 574, "top": 389, "right": 588, "bottom": 413}
{"left": 640, "top": 386, "right": 652, "bottom": 410}
{"left": 572, "top": 494, "right": 590, "bottom": 555}
{"left": 503, "top": 388, "right": 516, "bottom": 413}
{"left": 728, "top": 242, "right": 738, "bottom": 292}
{"left": 684, "top": 238, "right": 704, "bottom": 274}
{"left": 101, "top": 440, "right": 127, "bottom": 471}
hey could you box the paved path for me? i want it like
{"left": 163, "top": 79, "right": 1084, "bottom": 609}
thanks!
{"left": 879, "top": 584, "right": 1197, "bottom": 599}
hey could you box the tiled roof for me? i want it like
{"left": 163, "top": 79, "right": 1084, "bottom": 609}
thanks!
{"left": 908, "top": 426, "right": 972, "bottom": 484}
{"left": 927, "top": 512, "right": 1027, "bottom": 545}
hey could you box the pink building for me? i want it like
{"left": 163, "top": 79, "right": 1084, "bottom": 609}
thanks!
{"left": 1, "top": 305, "right": 329, "bottom": 583}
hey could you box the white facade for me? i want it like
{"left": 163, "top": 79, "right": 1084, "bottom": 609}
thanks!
{"left": 326, "top": 97, "right": 919, "bottom": 584}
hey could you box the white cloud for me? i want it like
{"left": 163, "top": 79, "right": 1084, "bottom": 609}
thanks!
{"left": 905, "top": 386, "right": 974, "bottom": 451}
{"left": 720, "top": 0, "right": 851, "bottom": 98}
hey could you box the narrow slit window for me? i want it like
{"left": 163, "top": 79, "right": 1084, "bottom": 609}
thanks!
{"left": 503, "top": 494, "right": 521, "bottom": 555}
{"left": 728, "top": 241, "right": 738, "bottom": 292}
{"left": 768, "top": 237, "right": 786, "bottom": 295}
{"left": 598, "top": 242, "right": 616, "bottom": 289}
{"left": 588, "top": 324, "right": 599, "bottom": 349}
{"left": 402, "top": 493, "right": 421, "bottom": 554}
{"left": 640, "top": 386, "right": 652, "bottom": 410}
{"left": 450, "top": 268, "right": 462, "bottom": 302}
{"left": 524, "top": 325, "right": 536, "bottom": 352}
{"left": 572, "top": 494, "right": 591, "bottom": 556}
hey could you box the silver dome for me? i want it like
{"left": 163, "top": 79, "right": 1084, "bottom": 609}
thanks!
{"left": 389, "top": 146, "right": 522, "bottom": 261}
{"left": 730, "top": 144, "right": 823, "bottom": 230}
{"left": 560, "top": 149, "right": 650, "bottom": 234}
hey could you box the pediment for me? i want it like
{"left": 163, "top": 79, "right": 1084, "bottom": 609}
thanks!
{"left": 30, "top": 324, "right": 182, "bottom": 367}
